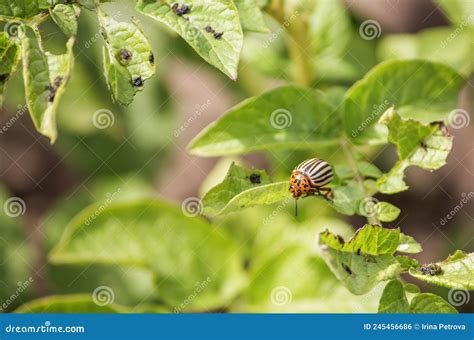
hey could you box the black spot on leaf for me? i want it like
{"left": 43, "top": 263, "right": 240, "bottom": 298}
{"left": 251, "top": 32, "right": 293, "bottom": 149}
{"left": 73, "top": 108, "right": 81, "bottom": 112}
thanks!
{"left": 132, "top": 76, "right": 143, "bottom": 87}
{"left": 249, "top": 173, "right": 261, "bottom": 184}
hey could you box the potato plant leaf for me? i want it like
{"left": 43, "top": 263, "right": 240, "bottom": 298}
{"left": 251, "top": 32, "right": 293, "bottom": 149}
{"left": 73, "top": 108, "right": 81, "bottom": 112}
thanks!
{"left": 435, "top": 0, "right": 474, "bottom": 28}
{"left": 376, "top": 110, "right": 453, "bottom": 194}
{"left": 343, "top": 60, "right": 465, "bottom": 142}
{"left": 20, "top": 25, "right": 74, "bottom": 142}
{"left": 377, "top": 280, "right": 410, "bottom": 313}
{"left": 408, "top": 250, "right": 474, "bottom": 290}
{"left": 188, "top": 86, "right": 340, "bottom": 156}
{"left": 319, "top": 225, "right": 403, "bottom": 294}
{"left": 135, "top": 0, "right": 243, "bottom": 80}
{"left": 410, "top": 293, "right": 457, "bottom": 313}
{"left": 397, "top": 233, "right": 422, "bottom": 254}
{"left": 50, "top": 4, "right": 80, "bottom": 37}
{"left": 234, "top": 0, "right": 269, "bottom": 33}
{"left": 98, "top": 8, "right": 155, "bottom": 105}
{"left": 0, "top": 32, "right": 20, "bottom": 106}
{"left": 15, "top": 295, "right": 128, "bottom": 313}
{"left": 201, "top": 162, "right": 287, "bottom": 217}
{"left": 0, "top": 0, "right": 43, "bottom": 19}
{"left": 373, "top": 202, "right": 400, "bottom": 222}
{"left": 49, "top": 199, "right": 246, "bottom": 310}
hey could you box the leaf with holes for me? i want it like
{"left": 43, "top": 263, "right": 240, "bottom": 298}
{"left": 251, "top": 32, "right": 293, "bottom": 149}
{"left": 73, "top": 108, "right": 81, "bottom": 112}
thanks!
{"left": 49, "top": 199, "right": 246, "bottom": 310}
{"left": 135, "top": 0, "right": 243, "bottom": 80}
{"left": 188, "top": 86, "right": 340, "bottom": 156}
{"left": 376, "top": 109, "right": 453, "bottom": 194}
{"left": 0, "top": 0, "right": 43, "bottom": 19}
{"left": 20, "top": 25, "right": 74, "bottom": 142}
{"left": 409, "top": 250, "right": 474, "bottom": 290}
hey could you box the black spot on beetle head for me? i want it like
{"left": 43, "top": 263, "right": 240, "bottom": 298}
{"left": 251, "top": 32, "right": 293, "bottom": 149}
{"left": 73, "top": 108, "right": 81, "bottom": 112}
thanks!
{"left": 132, "top": 76, "right": 144, "bottom": 87}
{"left": 249, "top": 173, "right": 261, "bottom": 184}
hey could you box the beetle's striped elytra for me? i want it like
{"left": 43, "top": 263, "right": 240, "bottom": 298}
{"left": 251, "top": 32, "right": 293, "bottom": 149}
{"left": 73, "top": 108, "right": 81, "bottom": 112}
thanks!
{"left": 289, "top": 158, "right": 334, "bottom": 201}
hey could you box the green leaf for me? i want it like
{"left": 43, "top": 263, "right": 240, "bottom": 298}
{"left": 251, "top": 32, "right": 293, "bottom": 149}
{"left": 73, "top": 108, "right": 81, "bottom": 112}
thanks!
{"left": 0, "top": 32, "right": 20, "bottom": 106}
{"left": 234, "top": 0, "right": 269, "bottom": 33}
{"left": 308, "top": 0, "right": 351, "bottom": 61}
{"left": 435, "top": 0, "right": 474, "bottom": 28}
{"left": 374, "top": 201, "right": 400, "bottom": 222}
{"left": 344, "top": 60, "right": 465, "bottom": 141}
{"left": 15, "top": 295, "right": 128, "bottom": 313}
{"left": 319, "top": 226, "right": 402, "bottom": 294}
{"left": 20, "top": 25, "right": 74, "bottom": 142}
{"left": 398, "top": 233, "right": 422, "bottom": 254}
{"left": 410, "top": 293, "right": 457, "bottom": 313}
{"left": 378, "top": 27, "right": 473, "bottom": 76}
{"left": 240, "top": 246, "right": 383, "bottom": 312}
{"left": 50, "top": 4, "right": 80, "bottom": 37}
{"left": 77, "top": 0, "right": 95, "bottom": 11}
{"left": 98, "top": 8, "right": 155, "bottom": 105}
{"left": 376, "top": 110, "right": 453, "bottom": 194}
{"left": 0, "top": 0, "right": 43, "bottom": 19}
{"left": 188, "top": 85, "right": 339, "bottom": 156}
{"left": 378, "top": 280, "right": 410, "bottom": 313}
{"left": 403, "top": 283, "right": 420, "bottom": 294}
{"left": 135, "top": 0, "right": 243, "bottom": 80}
{"left": 357, "top": 161, "right": 382, "bottom": 179}
{"left": 201, "top": 162, "right": 288, "bottom": 217}
{"left": 320, "top": 225, "right": 400, "bottom": 256}
{"left": 332, "top": 181, "right": 364, "bottom": 215}
{"left": 49, "top": 199, "right": 246, "bottom": 310}
{"left": 408, "top": 251, "right": 474, "bottom": 290}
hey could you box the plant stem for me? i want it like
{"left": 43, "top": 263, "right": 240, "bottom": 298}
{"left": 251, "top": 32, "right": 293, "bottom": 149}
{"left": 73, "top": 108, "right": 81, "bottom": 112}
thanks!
{"left": 286, "top": 17, "right": 312, "bottom": 87}
{"left": 340, "top": 138, "right": 380, "bottom": 226}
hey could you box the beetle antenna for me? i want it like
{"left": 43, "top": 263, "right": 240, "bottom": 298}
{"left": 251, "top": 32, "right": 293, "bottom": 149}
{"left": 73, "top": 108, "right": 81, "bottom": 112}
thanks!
{"left": 295, "top": 199, "right": 298, "bottom": 217}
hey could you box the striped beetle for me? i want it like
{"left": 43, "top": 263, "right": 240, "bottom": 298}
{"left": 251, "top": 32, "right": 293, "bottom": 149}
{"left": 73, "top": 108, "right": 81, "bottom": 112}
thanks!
{"left": 289, "top": 158, "right": 333, "bottom": 215}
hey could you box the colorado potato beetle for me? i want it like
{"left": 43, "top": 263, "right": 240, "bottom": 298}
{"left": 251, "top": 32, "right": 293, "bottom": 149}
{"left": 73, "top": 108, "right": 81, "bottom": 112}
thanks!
{"left": 289, "top": 158, "right": 333, "bottom": 215}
